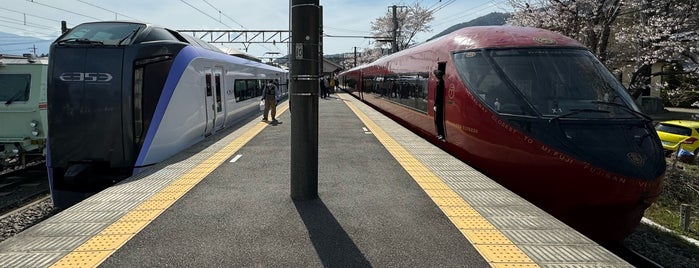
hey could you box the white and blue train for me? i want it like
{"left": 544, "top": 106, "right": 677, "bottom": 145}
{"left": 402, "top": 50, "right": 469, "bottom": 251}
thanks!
{"left": 47, "top": 21, "right": 287, "bottom": 208}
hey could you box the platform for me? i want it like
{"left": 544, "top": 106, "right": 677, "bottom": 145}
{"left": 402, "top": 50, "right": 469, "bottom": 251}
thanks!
{"left": 0, "top": 93, "right": 630, "bottom": 267}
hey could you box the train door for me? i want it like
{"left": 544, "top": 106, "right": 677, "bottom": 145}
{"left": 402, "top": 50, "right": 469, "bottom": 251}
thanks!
{"left": 434, "top": 62, "right": 446, "bottom": 140}
{"left": 213, "top": 66, "right": 225, "bottom": 131}
{"left": 204, "top": 68, "right": 214, "bottom": 137}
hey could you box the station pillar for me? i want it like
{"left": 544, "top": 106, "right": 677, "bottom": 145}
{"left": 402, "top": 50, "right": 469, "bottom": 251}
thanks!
{"left": 289, "top": 0, "right": 320, "bottom": 200}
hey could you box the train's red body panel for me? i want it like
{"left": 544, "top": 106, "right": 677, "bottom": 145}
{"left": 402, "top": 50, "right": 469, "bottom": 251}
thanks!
{"left": 340, "top": 26, "right": 665, "bottom": 242}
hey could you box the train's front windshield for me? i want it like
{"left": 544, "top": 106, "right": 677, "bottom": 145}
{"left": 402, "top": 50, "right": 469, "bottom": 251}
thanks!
{"left": 453, "top": 48, "right": 641, "bottom": 119}
{"left": 56, "top": 22, "right": 144, "bottom": 46}
{"left": 0, "top": 74, "right": 30, "bottom": 103}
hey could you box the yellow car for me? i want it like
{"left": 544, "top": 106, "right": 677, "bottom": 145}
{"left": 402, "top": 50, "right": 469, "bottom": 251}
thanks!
{"left": 655, "top": 120, "right": 699, "bottom": 156}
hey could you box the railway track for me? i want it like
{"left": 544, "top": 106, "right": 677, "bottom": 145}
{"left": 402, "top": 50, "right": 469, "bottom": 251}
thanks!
{"left": 0, "top": 161, "right": 50, "bottom": 216}
{"left": 604, "top": 242, "right": 665, "bottom": 268}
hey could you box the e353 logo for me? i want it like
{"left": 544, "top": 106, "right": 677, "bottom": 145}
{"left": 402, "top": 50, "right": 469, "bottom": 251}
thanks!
{"left": 59, "top": 72, "right": 113, "bottom": 82}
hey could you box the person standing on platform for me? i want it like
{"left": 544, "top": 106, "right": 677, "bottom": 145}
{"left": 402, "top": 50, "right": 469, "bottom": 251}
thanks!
{"left": 323, "top": 77, "right": 331, "bottom": 98}
{"left": 329, "top": 77, "right": 336, "bottom": 94}
{"left": 319, "top": 77, "right": 327, "bottom": 99}
{"left": 262, "top": 79, "right": 279, "bottom": 123}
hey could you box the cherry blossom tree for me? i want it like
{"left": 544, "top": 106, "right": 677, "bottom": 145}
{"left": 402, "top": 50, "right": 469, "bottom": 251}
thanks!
{"left": 508, "top": 0, "right": 622, "bottom": 62}
{"left": 337, "top": 47, "right": 386, "bottom": 70}
{"left": 614, "top": 0, "right": 699, "bottom": 98}
{"left": 508, "top": 0, "right": 699, "bottom": 99}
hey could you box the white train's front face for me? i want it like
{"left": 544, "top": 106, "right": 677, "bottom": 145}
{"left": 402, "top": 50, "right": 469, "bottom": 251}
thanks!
{"left": 47, "top": 21, "right": 287, "bottom": 208}
{"left": 47, "top": 22, "right": 191, "bottom": 207}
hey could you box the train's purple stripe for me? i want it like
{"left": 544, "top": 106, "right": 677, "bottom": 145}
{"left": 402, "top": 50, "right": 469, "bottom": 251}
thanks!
{"left": 134, "top": 46, "right": 200, "bottom": 168}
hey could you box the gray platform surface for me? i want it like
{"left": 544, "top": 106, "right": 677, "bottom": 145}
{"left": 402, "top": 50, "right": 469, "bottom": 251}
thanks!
{"left": 0, "top": 93, "right": 630, "bottom": 268}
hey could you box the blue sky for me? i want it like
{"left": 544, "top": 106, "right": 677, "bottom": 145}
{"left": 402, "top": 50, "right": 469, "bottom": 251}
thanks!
{"left": 0, "top": 0, "right": 510, "bottom": 57}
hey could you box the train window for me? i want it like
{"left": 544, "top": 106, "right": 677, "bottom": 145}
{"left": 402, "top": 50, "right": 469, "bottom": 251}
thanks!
{"left": 57, "top": 22, "right": 144, "bottom": 46}
{"left": 453, "top": 51, "right": 524, "bottom": 115}
{"left": 0, "top": 74, "right": 31, "bottom": 103}
{"left": 140, "top": 28, "right": 180, "bottom": 43}
{"left": 214, "top": 73, "right": 222, "bottom": 112}
{"left": 233, "top": 79, "right": 264, "bottom": 102}
{"left": 138, "top": 59, "right": 173, "bottom": 148}
{"left": 454, "top": 48, "right": 639, "bottom": 118}
{"left": 133, "top": 68, "right": 144, "bottom": 144}
{"left": 234, "top": 80, "right": 246, "bottom": 101}
{"left": 180, "top": 34, "right": 225, "bottom": 53}
{"left": 205, "top": 73, "right": 212, "bottom": 97}
{"left": 365, "top": 73, "right": 428, "bottom": 113}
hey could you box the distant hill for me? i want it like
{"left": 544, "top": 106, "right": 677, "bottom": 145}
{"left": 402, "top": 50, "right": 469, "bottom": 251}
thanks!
{"left": 0, "top": 32, "right": 53, "bottom": 56}
{"left": 427, "top": 12, "right": 511, "bottom": 41}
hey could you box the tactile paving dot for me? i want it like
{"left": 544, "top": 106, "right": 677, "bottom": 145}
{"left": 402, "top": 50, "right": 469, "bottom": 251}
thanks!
{"left": 460, "top": 229, "right": 512, "bottom": 245}
{"left": 424, "top": 189, "right": 458, "bottom": 198}
{"left": 119, "top": 210, "right": 162, "bottom": 222}
{"left": 74, "top": 234, "right": 131, "bottom": 251}
{"left": 440, "top": 206, "right": 480, "bottom": 217}
{"left": 417, "top": 182, "right": 450, "bottom": 189}
{"left": 99, "top": 221, "right": 148, "bottom": 235}
{"left": 475, "top": 244, "right": 534, "bottom": 263}
{"left": 431, "top": 197, "right": 468, "bottom": 207}
{"left": 450, "top": 216, "right": 494, "bottom": 229}
{"left": 51, "top": 250, "right": 113, "bottom": 268}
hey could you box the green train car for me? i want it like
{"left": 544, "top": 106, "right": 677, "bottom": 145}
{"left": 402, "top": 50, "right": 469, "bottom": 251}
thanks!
{"left": 0, "top": 54, "right": 48, "bottom": 169}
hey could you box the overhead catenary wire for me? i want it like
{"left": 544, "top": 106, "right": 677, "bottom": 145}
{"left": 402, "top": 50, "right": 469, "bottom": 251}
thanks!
{"left": 0, "top": 16, "right": 57, "bottom": 31}
{"left": 192, "top": 0, "right": 278, "bottom": 54}
{"left": 201, "top": 0, "right": 246, "bottom": 29}
{"left": 0, "top": 6, "right": 63, "bottom": 24}
{"left": 0, "top": 22, "right": 56, "bottom": 36}
{"left": 76, "top": 0, "right": 142, "bottom": 21}
{"left": 179, "top": 0, "right": 233, "bottom": 29}
{"left": 429, "top": 0, "right": 508, "bottom": 28}
{"left": 25, "top": 0, "right": 102, "bottom": 21}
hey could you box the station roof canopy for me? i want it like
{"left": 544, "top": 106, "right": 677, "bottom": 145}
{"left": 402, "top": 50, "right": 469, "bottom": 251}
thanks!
{"left": 322, "top": 58, "right": 343, "bottom": 74}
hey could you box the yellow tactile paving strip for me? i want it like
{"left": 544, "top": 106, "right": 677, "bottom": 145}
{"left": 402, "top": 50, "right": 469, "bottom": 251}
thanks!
{"left": 50, "top": 104, "right": 289, "bottom": 268}
{"left": 340, "top": 95, "right": 539, "bottom": 268}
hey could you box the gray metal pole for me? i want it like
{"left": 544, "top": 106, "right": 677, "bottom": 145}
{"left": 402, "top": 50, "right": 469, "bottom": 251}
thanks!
{"left": 290, "top": 0, "right": 319, "bottom": 200}
{"left": 392, "top": 5, "right": 397, "bottom": 53}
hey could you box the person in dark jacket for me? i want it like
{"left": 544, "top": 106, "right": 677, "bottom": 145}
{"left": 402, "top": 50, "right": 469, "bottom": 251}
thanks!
{"left": 262, "top": 80, "right": 278, "bottom": 123}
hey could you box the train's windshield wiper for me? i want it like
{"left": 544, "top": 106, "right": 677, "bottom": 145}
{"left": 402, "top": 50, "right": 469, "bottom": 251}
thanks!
{"left": 4, "top": 90, "right": 25, "bottom": 105}
{"left": 590, "top": 101, "right": 652, "bottom": 122}
{"left": 118, "top": 29, "right": 138, "bottom": 45}
{"left": 56, "top": 38, "right": 104, "bottom": 45}
{"left": 548, "top": 108, "right": 610, "bottom": 123}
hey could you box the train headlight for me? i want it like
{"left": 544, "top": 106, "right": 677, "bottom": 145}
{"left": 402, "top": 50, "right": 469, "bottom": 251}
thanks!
{"left": 30, "top": 120, "right": 38, "bottom": 128}
{"left": 32, "top": 130, "right": 40, "bottom": 136}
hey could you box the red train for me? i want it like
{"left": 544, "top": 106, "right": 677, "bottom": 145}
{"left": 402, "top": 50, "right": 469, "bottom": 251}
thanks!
{"left": 338, "top": 26, "right": 665, "bottom": 242}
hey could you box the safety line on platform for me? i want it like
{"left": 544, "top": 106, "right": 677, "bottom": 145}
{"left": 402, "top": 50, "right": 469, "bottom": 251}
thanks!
{"left": 50, "top": 103, "right": 290, "bottom": 268}
{"left": 339, "top": 94, "right": 538, "bottom": 268}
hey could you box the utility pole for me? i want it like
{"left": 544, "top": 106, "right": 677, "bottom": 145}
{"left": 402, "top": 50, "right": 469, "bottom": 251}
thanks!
{"left": 319, "top": 5, "right": 324, "bottom": 80}
{"left": 353, "top": 46, "right": 358, "bottom": 67}
{"left": 392, "top": 5, "right": 398, "bottom": 53}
